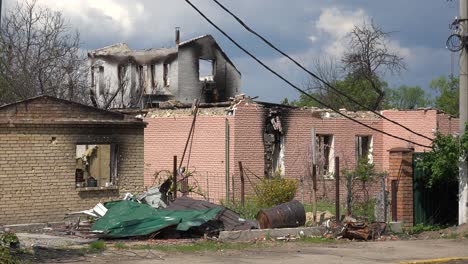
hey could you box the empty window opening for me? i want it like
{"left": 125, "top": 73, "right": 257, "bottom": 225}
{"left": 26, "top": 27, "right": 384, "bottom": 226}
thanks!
{"left": 117, "top": 65, "right": 127, "bottom": 86}
{"left": 316, "top": 134, "right": 335, "bottom": 177}
{"left": 98, "top": 66, "right": 105, "bottom": 95}
{"left": 91, "top": 66, "right": 95, "bottom": 88}
{"left": 199, "top": 59, "right": 215, "bottom": 81}
{"left": 150, "top": 64, "right": 156, "bottom": 89}
{"left": 163, "top": 63, "right": 170, "bottom": 86}
{"left": 75, "top": 144, "right": 119, "bottom": 188}
{"left": 136, "top": 65, "right": 144, "bottom": 96}
{"left": 355, "top": 135, "right": 373, "bottom": 163}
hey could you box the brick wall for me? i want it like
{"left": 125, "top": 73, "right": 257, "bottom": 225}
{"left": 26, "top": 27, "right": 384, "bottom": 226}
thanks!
{"left": 0, "top": 125, "right": 144, "bottom": 225}
{"left": 437, "top": 112, "right": 459, "bottom": 135}
{"left": 144, "top": 111, "right": 231, "bottom": 203}
{"left": 381, "top": 110, "right": 437, "bottom": 171}
{"left": 230, "top": 103, "right": 266, "bottom": 200}
{"left": 388, "top": 148, "right": 414, "bottom": 227}
{"left": 0, "top": 96, "right": 145, "bottom": 225}
{"left": 282, "top": 109, "right": 384, "bottom": 204}
{"left": 142, "top": 105, "right": 459, "bottom": 209}
{"left": 0, "top": 96, "right": 123, "bottom": 121}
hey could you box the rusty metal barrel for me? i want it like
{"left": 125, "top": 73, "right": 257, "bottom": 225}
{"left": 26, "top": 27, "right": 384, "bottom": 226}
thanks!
{"left": 256, "top": 200, "right": 306, "bottom": 229}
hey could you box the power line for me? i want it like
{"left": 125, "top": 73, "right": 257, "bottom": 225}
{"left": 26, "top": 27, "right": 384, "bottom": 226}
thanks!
{"left": 184, "top": 0, "right": 432, "bottom": 149}
{"left": 210, "top": 0, "right": 433, "bottom": 143}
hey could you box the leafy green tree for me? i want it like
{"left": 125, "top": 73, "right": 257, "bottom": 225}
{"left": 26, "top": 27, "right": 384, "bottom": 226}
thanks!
{"left": 416, "top": 127, "right": 468, "bottom": 188}
{"left": 293, "top": 74, "right": 388, "bottom": 111}
{"left": 430, "top": 75, "right": 459, "bottom": 117}
{"left": 383, "top": 85, "right": 431, "bottom": 110}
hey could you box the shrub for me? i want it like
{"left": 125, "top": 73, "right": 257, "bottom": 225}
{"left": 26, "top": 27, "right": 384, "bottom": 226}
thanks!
{"left": 0, "top": 232, "right": 21, "bottom": 264}
{"left": 255, "top": 176, "right": 298, "bottom": 208}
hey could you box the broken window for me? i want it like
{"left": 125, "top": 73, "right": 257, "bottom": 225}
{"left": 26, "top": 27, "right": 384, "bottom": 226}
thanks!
{"left": 355, "top": 135, "right": 373, "bottom": 163}
{"left": 316, "top": 134, "right": 335, "bottom": 177}
{"left": 199, "top": 59, "right": 215, "bottom": 81}
{"left": 98, "top": 66, "right": 105, "bottom": 95}
{"left": 75, "top": 144, "right": 119, "bottom": 188}
{"left": 163, "top": 63, "right": 170, "bottom": 86}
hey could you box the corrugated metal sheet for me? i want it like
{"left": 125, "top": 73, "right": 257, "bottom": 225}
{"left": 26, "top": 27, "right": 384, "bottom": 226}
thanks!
{"left": 165, "top": 196, "right": 257, "bottom": 231}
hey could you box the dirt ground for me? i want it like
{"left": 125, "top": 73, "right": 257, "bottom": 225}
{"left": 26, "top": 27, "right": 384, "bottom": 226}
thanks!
{"left": 23, "top": 239, "right": 468, "bottom": 264}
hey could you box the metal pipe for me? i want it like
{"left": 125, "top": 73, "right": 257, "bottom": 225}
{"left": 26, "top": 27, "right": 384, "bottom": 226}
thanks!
{"left": 335, "top": 156, "right": 340, "bottom": 223}
{"left": 239, "top": 161, "right": 245, "bottom": 207}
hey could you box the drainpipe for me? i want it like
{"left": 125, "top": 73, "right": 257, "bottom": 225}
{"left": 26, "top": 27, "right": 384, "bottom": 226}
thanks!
{"left": 225, "top": 118, "right": 230, "bottom": 203}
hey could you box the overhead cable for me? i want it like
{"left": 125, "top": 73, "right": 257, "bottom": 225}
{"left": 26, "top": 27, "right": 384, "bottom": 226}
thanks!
{"left": 184, "top": 0, "right": 432, "bottom": 148}
{"left": 211, "top": 0, "right": 433, "bottom": 142}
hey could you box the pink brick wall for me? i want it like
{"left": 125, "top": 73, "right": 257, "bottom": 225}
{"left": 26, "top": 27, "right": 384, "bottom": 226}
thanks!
{"left": 143, "top": 106, "right": 459, "bottom": 205}
{"left": 381, "top": 110, "right": 437, "bottom": 172}
{"left": 437, "top": 113, "right": 459, "bottom": 135}
{"left": 283, "top": 109, "right": 384, "bottom": 203}
{"left": 144, "top": 114, "right": 232, "bottom": 203}
{"left": 231, "top": 103, "right": 266, "bottom": 200}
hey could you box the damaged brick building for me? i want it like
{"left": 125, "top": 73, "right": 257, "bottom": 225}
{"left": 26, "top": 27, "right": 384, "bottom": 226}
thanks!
{"left": 0, "top": 96, "right": 146, "bottom": 225}
{"left": 141, "top": 96, "right": 458, "bottom": 227}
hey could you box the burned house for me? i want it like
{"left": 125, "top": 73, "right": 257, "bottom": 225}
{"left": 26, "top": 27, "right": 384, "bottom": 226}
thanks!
{"left": 88, "top": 29, "right": 241, "bottom": 109}
{"left": 0, "top": 96, "right": 146, "bottom": 225}
{"left": 139, "top": 95, "right": 458, "bottom": 227}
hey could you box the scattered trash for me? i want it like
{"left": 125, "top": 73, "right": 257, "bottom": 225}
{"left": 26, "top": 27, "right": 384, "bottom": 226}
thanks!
{"left": 256, "top": 200, "right": 305, "bottom": 229}
{"left": 138, "top": 186, "right": 167, "bottom": 209}
{"left": 338, "top": 222, "right": 387, "bottom": 241}
{"left": 67, "top": 203, "right": 108, "bottom": 218}
{"left": 306, "top": 211, "right": 334, "bottom": 225}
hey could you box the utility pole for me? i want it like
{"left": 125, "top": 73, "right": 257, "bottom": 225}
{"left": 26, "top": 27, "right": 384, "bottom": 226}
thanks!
{"left": 459, "top": 0, "right": 468, "bottom": 225}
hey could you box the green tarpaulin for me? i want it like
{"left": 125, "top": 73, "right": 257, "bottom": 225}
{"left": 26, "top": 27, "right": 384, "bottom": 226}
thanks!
{"left": 91, "top": 200, "right": 222, "bottom": 238}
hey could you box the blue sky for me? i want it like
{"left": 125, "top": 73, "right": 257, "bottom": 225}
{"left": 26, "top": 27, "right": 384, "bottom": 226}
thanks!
{"left": 26, "top": 0, "right": 461, "bottom": 103}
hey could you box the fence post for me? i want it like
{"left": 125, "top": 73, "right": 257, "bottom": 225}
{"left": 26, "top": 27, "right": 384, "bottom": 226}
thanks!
{"left": 335, "top": 156, "right": 340, "bottom": 222}
{"left": 173, "top": 155, "right": 177, "bottom": 200}
{"left": 239, "top": 161, "right": 245, "bottom": 207}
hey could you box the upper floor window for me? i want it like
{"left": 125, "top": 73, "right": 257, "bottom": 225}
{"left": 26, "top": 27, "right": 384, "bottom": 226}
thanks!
{"left": 355, "top": 135, "right": 373, "bottom": 163}
{"left": 199, "top": 59, "right": 215, "bottom": 81}
{"left": 163, "top": 63, "right": 170, "bottom": 86}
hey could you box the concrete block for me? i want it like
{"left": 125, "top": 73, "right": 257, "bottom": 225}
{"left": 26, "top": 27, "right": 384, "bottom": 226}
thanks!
{"left": 389, "top": 222, "right": 403, "bottom": 233}
{"left": 219, "top": 226, "right": 325, "bottom": 242}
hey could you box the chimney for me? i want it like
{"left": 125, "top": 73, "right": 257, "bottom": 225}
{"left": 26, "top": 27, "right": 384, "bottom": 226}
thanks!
{"left": 175, "top": 27, "right": 180, "bottom": 45}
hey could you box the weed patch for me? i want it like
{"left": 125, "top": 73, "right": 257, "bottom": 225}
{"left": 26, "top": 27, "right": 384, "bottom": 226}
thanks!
{"left": 87, "top": 241, "right": 106, "bottom": 253}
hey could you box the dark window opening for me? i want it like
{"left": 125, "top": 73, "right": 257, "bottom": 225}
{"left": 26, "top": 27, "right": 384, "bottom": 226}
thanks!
{"left": 75, "top": 144, "right": 119, "bottom": 188}
{"left": 91, "top": 66, "right": 95, "bottom": 88}
{"left": 98, "top": 66, "right": 105, "bottom": 95}
{"left": 356, "top": 135, "right": 372, "bottom": 162}
{"left": 150, "top": 64, "right": 156, "bottom": 89}
{"left": 316, "top": 134, "right": 334, "bottom": 176}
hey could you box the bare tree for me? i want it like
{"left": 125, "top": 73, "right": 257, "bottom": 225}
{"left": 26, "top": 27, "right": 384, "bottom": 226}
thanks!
{"left": 0, "top": 0, "right": 88, "bottom": 105}
{"left": 342, "top": 21, "right": 406, "bottom": 110}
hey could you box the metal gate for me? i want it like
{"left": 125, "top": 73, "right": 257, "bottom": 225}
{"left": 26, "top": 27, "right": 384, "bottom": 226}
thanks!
{"left": 413, "top": 153, "right": 458, "bottom": 225}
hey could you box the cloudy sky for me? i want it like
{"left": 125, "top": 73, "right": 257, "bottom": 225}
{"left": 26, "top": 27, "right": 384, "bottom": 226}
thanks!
{"left": 9, "top": 0, "right": 460, "bottom": 103}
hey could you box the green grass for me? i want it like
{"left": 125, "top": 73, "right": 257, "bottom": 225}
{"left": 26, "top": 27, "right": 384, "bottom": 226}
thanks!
{"left": 87, "top": 241, "right": 106, "bottom": 253}
{"left": 130, "top": 241, "right": 268, "bottom": 252}
{"left": 113, "top": 242, "right": 129, "bottom": 250}
{"left": 409, "top": 224, "right": 446, "bottom": 235}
